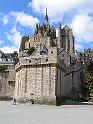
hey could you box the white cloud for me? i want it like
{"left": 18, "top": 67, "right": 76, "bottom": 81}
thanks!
{"left": 5, "top": 24, "right": 22, "bottom": 49}
{"left": 2, "top": 15, "right": 9, "bottom": 25}
{"left": 0, "top": 46, "right": 18, "bottom": 53}
{"left": 71, "top": 14, "right": 93, "bottom": 42}
{"left": 0, "top": 11, "right": 39, "bottom": 53}
{"left": 10, "top": 11, "right": 39, "bottom": 28}
{"left": 29, "top": 0, "right": 86, "bottom": 19}
{"left": 11, "top": 25, "right": 17, "bottom": 33}
{"left": 5, "top": 30, "right": 22, "bottom": 48}
{"left": 10, "top": 25, "right": 22, "bottom": 47}
{"left": 1, "top": 11, "right": 39, "bottom": 52}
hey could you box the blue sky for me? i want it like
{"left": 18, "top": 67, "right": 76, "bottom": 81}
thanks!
{"left": 0, "top": 0, "right": 93, "bottom": 53}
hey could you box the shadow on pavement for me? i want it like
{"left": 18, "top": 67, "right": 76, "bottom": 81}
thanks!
{"left": 60, "top": 99, "right": 93, "bottom": 106}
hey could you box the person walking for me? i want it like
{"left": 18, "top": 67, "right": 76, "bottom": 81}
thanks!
{"left": 13, "top": 98, "right": 16, "bottom": 105}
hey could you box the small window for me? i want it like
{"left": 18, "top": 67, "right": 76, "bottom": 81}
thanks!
{"left": 30, "top": 93, "right": 34, "bottom": 95}
{"left": 8, "top": 81, "right": 15, "bottom": 87}
{"left": 46, "top": 59, "right": 48, "bottom": 62}
{"left": 29, "top": 43, "right": 30, "bottom": 48}
{"left": 51, "top": 51, "right": 53, "bottom": 53}
{"left": 29, "top": 60, "right": 31, "bottom": 63}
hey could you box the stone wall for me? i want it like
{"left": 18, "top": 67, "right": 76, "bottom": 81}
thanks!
{"left": 25, "top": 35, "right": 51, "bottom": 49}
{"left": 14, "top": 64, "right": 57, "bottom": 104}
{"left": 56, "top": 67, "right": 65, "bottom": 97}
{"left": 0, "top": 64, "right": 15, "bottom": 100}
{"left": 64, "top": 63, "right": 85, "bottom": 99}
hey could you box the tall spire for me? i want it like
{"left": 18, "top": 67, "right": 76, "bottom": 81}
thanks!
{"left": 44, "top": 7, "right": 48, "bottom": 24}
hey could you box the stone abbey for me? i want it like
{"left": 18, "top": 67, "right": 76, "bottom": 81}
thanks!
{"left": 14, "top": 9, "right": 75, "bottom": 104}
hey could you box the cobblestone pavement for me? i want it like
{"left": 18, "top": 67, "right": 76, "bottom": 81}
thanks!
{"left": 0, "top": 101, "right": 93, "bottom": 124}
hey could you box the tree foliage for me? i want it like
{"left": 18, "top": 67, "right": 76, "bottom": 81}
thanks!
{"left": 80, "top": 62, "right": 93, "bottom": 99}
{"left": 26, "top": 47, "right": 35, "bottom": 55}
{"left": 80, "top": 72, "right": 90, "bottom": 98}
{"left": 0, "top": 65, "right": 7, "bottom": 73}
{"left": 87, "top": 62, "right": 93, "bottom": 75}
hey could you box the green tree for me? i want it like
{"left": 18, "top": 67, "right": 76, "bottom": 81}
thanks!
{"left": 26, "top": 47, "right": 35, "bottom": 55}
{"left": 80, "top": 71, "right": 90, "bottom": 98}
{"left": 0, "top": 65, "right": 7, "bottom": 73}
{"left": 87, "top": 62, "right": 93, "bottom": 75}
{"left": 80, "top": 62, "right": 93, "bottom": 100}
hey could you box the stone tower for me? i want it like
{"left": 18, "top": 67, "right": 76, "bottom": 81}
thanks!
{"left": 58, "top": 25, "right": 75, "bottom": 54}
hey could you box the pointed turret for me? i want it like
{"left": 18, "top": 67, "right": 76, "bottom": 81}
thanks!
{"left": 44, "top": 7, "right": 48, "bottom": 25}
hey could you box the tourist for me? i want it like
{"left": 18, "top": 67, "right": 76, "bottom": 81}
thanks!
{"left": 13, "top": 98, "right": 16, "bottom": 105}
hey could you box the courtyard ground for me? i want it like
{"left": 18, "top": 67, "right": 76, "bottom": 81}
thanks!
{"left": 0, "top": 101, "right": 93, "bottom": 124}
